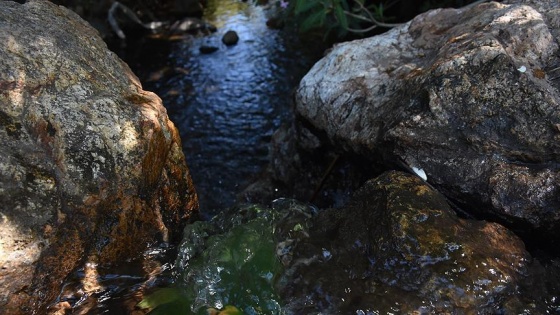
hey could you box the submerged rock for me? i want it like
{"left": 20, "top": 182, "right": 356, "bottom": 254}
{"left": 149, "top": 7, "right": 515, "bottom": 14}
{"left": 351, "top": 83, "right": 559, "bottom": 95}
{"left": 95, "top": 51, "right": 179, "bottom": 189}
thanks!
{"left": 278, "top": 171, "right": 535, "bottom": 313}
{"left": 0, "top": 1, "right": 198, "bottom": 313}
{"left": 200, "top": 44, "right": 220, "bottom": 54}
{"left": 295, "top": 0, "right": 560, "bottom": 239}
{"left": 140, "top": 200, "right": 316, "bottom": 314}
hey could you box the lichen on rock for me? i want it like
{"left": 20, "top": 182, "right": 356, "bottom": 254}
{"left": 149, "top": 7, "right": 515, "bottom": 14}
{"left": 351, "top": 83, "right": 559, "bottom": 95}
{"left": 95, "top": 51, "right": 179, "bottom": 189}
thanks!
{"left": 294, "top": 0, "right": 560, "bottom": 238}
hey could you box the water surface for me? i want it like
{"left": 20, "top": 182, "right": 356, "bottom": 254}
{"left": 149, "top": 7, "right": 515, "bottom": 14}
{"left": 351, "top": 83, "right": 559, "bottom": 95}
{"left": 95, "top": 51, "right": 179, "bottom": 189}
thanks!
{"left": 124, "top": 0, "right": 324, "bottom": 216}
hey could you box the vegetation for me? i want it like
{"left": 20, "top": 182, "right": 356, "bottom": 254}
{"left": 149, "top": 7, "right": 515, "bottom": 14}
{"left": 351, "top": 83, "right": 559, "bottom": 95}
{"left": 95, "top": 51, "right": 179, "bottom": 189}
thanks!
{"left": 273, "top": 0, "right": 486, "bottom": 39}
{"left": 277, "top": 0, "right": 399, "bottom": 38}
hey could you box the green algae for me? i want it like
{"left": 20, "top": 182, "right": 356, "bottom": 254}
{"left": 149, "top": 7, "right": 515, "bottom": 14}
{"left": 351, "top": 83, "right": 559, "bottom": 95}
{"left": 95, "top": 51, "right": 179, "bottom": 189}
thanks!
{"left": 140, "top": 200, "right": 316, "bottom": 315}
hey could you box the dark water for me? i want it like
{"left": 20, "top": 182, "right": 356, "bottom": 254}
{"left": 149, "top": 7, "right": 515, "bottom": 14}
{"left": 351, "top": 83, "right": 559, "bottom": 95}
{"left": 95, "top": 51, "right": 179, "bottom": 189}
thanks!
{"left": 121, "top": 0, "right": 324, "bottom": 217}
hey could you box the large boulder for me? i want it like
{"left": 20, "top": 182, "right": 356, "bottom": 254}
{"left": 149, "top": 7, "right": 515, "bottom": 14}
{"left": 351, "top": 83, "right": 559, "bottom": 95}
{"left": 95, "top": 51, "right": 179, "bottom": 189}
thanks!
{"left": 295, "top": 1, "right": 560, "bottom": 237}
{"left": 0, "top": 1, "right": 198, "bottom": 313}
{"left": 278, "top": 171, "right": 536, "bottom": 313}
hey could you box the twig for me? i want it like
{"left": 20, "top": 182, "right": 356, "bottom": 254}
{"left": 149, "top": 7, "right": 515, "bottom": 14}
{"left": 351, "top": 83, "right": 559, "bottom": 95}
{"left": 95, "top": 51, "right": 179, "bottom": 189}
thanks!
{"left": 349, "top": 0, "right": 405, "bottom": 29}
{"left": 108, "top": 2, "right": 167, "bottom": 39}
{"left": 309, "top": 154, "right": 340, "bottom": 203}
{"left": 346, "top": 25, "right": 379, "bottom": 33}
{"left": 343, "top": 0, "right": 491, "bottom": 34}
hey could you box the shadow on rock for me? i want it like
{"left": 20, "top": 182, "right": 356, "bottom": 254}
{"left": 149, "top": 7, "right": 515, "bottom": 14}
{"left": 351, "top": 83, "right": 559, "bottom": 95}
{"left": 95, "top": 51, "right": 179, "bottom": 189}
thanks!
{"left": 278, "top": 171, "right": 544, "bottom": 314}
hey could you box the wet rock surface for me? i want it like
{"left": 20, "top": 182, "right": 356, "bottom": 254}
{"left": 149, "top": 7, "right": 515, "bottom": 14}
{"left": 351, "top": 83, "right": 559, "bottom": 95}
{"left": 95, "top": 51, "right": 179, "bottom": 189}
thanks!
{"left": 278, "top": 171, "right": 538, "bottom": 314}
{"left": 294, "top": 0, "right": 560, "bottom": 240}
{"left": 171, "top": 172, "right": 557, "bottom": 313}
{"left": 0, "top": 1, "right": 198, "bottom": 313}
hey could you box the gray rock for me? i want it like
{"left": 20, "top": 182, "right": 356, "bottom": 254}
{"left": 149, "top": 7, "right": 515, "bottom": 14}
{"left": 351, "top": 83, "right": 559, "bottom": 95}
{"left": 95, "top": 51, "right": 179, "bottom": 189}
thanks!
{"left": 295, "top": 1, "right": 560, "bottom": 235}
{"left": 0, "top": 1, "right": 198, "bottom": 313}
{"left": 222, "top": 30, "right": 239, "bottom": 46}
{"left": 279, "top": 171, "right": 536, "bottom": 313}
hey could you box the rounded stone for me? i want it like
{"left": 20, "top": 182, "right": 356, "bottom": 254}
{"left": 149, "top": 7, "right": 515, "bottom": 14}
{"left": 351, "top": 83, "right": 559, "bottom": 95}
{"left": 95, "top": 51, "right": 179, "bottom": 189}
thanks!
{"left": 222, "top": 30, "right": 239, "bottom": 46}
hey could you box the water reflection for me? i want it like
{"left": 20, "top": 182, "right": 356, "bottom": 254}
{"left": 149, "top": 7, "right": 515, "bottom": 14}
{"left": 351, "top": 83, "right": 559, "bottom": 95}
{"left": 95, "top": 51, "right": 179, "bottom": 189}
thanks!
{"left": 132, "top": 0, "right": 323, "bottom": 216}
{"left": 203, "top": 0, "right": 253, "bottom": 26}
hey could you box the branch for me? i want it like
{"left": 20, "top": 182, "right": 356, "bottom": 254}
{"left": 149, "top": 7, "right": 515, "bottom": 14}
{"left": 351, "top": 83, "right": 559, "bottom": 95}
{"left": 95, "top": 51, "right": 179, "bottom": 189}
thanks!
{"left": 343, "top": 0, "right": 491, "bottom": 34}
{"left": 349, "top": 1, "right": 404, "bottom": 29}
{"left": 108, "top": 2, "right": 167, "bottom": 39}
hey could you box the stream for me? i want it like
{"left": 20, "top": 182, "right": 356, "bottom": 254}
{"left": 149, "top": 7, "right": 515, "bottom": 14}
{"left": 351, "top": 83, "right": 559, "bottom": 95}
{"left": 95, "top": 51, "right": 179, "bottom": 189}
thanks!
{"left": 119, "top": 0, "right": 324, "bottom": 218}
{"left": 93, "top": 0, "right": 325, "bottom": 313}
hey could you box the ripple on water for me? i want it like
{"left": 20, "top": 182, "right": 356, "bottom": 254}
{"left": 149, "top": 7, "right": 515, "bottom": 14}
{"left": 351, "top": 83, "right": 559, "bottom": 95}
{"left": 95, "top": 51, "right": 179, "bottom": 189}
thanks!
{"left": 135, "top": 0, "right": 324, "bottom": 216}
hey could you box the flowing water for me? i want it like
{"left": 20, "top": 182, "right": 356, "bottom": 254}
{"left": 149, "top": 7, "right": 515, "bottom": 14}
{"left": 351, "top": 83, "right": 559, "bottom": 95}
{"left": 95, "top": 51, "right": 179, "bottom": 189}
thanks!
{"left": 121, "top": 0, "right": 325, "bottom": 218}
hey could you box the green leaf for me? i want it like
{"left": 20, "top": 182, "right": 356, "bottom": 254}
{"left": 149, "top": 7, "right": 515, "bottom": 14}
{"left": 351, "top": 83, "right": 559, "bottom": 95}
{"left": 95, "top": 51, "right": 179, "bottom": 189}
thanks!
{"left": 300, "top": 8, "right": 327, "bottom": 32}
{"left": 339, "top": 0, "right": 350, "bottom": 11}
{"left": 295, "top": 0, "right": 320, "bottom": 15}
{"left": 333, "top": 2, "right": 348, "bottom": 31}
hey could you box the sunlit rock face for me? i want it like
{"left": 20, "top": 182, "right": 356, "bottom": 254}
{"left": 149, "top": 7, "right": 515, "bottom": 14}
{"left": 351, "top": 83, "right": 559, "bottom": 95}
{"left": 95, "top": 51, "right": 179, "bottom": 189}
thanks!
{"left": 0, "top": 1, "right": 198, "bottom": 313}
{"left": 279, "top": 171, "right": 533, "bottom": 313}
{"left": 295, "top": 1, "right": 560, "bottom": 237}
